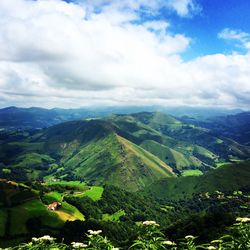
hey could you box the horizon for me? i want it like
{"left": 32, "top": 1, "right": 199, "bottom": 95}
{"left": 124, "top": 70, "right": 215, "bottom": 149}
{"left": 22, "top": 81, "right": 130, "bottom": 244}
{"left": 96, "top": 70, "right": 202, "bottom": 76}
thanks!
{"left": 0, "top": 0, "right": 250, "bottom": 109}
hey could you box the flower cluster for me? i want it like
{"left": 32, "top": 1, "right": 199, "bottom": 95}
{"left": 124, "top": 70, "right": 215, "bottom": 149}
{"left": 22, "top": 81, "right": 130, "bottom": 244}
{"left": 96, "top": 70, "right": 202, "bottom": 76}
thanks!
{"left": 32, "top": 235, "right": 55, "bottom": 243}
{"left": 142, "top": 220, "right": 159, "bottom": 226}
{"left": 87, "top": 229, "right": 102, "bottom": 235}
{"left": 71, "top": 242, "right": 88, "bottom": 249}
{"left": 236, "top": 217, "right": 250, "bottom": 223}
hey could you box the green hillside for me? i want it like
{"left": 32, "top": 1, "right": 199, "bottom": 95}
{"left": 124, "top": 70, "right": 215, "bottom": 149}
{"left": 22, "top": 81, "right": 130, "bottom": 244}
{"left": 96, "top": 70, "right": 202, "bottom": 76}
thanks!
{"left": 145, "top": 160, "right": 250, "bottom": 200}
{"left": 0, "top": 112, "right": 249, "bottom": 191}
{"left": 0, "top": 179, "right": 84, "bottom": 247}
{"left": 64, "top": 132, "right": 174, "bottom": 191}
{"left": 140, "top": 140, "right": 204, "bottom": 171}
{"left": 131, "top": 112, "right": 250, "bottom": 161}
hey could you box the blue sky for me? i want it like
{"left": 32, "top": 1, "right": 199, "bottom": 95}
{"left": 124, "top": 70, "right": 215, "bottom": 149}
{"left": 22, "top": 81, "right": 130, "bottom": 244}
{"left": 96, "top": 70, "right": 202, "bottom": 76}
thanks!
{"left": 0, "top": 0, "right": 249, "bottom": 108}
{"left": 167, "top": 0, "right": 250, "bottom": 59}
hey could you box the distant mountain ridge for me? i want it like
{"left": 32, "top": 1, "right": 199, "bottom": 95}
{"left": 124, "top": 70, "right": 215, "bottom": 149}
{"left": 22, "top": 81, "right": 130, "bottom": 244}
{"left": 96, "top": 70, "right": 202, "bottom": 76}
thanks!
{"left": 0, "top": 106, "right": 245, "bottom": 129}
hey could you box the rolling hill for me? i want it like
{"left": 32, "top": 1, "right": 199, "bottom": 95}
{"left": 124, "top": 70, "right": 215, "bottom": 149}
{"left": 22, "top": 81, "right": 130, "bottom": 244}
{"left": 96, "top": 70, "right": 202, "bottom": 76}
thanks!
{"left": 0, "top": 112, "right": 249, "bottom": 191}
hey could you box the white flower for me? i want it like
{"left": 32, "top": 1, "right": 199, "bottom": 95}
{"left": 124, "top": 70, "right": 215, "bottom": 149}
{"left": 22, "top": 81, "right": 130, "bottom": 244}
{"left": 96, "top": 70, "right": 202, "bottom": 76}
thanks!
{"left": 236, "top": 217, "right": 250, "bottom": 223}
{"left": 32, "top": 235, "right": 54, "bottom": 243}
{"left": 163, "top": 240, "right": 175, "bottom": 245}
{"left": 87, "top": 229, "right": 102, "bottom": 235}
{"left": 71, "top": 242, "right": 88, "bottom": 248}
{"left": 142, "top": 221, "right": 159, "bottom": 226}
{"left": 185, "top": 235, "right": 195, "bottom": 240}
{"left": 39, "top": 235, "right": 54, "bottom": 242}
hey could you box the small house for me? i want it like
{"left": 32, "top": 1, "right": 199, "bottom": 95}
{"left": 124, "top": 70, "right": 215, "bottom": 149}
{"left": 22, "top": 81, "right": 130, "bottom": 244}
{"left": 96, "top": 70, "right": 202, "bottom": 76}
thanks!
{"left": 47, "top": 202, "right": 61, "bottom": 211}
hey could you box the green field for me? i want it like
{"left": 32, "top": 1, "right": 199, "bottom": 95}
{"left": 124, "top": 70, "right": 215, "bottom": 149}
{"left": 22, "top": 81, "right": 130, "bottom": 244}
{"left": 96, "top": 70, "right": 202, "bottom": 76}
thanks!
{"left": 81, "top": 186, "right": 104, "bottom": 201}
{"left": 55, "top": 201, "right": 84, "bottom": 221}
{"left": 43, "top": 191, "right": 63, "bottom": 203}
{"left": 181, "top": 169, "right": 203, "bottom": 176}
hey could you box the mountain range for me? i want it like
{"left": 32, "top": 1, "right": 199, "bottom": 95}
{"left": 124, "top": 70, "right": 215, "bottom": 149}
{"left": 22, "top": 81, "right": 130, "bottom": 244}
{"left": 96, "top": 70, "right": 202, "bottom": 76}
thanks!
{"left": 0, "top": 111, "right": 249, "bottom": 191}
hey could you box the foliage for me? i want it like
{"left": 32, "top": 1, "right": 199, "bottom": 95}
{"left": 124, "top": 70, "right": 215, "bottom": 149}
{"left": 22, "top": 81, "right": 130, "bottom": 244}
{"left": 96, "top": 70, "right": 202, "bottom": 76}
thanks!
{"left": 3, "top": 217, "right": 250, "bottom": 249}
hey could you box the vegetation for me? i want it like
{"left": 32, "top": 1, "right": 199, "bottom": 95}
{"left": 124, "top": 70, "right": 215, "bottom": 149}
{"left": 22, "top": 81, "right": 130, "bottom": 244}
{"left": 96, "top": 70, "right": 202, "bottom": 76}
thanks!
{"left": 2, "top": 217, "right": 250, "bottom": 249}
{"left": 1, "top": 112, "right": 249, "bottom": 191}
{"left": 0, "top": 111, "right": 249, "bottom": 249}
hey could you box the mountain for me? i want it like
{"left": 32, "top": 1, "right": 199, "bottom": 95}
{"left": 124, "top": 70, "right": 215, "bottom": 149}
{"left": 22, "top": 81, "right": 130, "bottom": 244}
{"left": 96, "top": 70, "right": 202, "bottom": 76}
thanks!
{"left": 130, "top": 112, "right": 250, "bottom": 160}
{"left": 0, "top": 106, "right": 243, "bottom": 130}
{"left": 180, "top": 112, "right": 250, "bottom": 146}
{"left": 0, "top": 119, "right": 174, "bottom": 191}
{"left": 0, "top": 112, "right": 249, "bottom": 191}
{"left": 0, "top": 106, "right": 100, "bottom": 129}
{"left": 106, "top": 112, "right": 250, "bottom": 170}
{"left": 204, "top": 112, "right": 250, "bottom": 146}
{"left": 145, "top": 160, "right": 250, "bottom": 200}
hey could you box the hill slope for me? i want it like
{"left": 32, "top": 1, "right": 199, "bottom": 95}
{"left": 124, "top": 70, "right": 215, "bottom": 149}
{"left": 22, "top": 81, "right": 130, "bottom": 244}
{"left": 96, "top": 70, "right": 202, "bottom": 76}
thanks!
{"left": 145, "top": 160, "right": 250, "bottom": 200}
{"left": 0, "top": 119, "right": 174, "bottom": 191}
{"left": 107, "top": 112, "right": 250, "bottom": 171}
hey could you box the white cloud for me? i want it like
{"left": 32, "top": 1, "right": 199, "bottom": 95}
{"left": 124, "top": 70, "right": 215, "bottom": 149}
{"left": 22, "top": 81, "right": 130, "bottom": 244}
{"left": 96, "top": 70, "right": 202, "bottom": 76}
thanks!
{"left": 0, "top": 0, "right": 249, "bottom": 109}
{"left": 165, "top": 0, "right": 200, "bottom": 16}
{"left": 218, "top": 28, "right": 250, "bottom": 50}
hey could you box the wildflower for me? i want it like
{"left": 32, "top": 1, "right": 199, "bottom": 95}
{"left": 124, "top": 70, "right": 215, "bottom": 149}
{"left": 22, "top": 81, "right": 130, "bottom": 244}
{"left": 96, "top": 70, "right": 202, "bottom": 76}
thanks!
{"left": 87, "top": 229, "right": 102, "bottom": 235}
{"left": 71, "top": 242, "right": 88, "bottom": 248}
{"left": 185, "top": 235, "right": 195, "bottom": 240}
{"left": 142, "top": 220, "right": 159, "bottom": 226}
{"left": 207, "top": 246, "right": 216, "bottom": 250}
{"left": 32, "top": 237, "right": 39, "bottom": 242}
{"left": 39, "top": 235, "right": 55, "bottom": 242}
{"left": 163, "top": 240, "right": 176, "bottom": 245}
{"left": 236, "top": 217, "right": 250, "bottom": 223}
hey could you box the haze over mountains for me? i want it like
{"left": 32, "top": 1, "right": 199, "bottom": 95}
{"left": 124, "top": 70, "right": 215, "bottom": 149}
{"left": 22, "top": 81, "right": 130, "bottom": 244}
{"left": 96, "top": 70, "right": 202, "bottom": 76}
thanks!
{"left": 0, "top": 106, "right": 244, "bottom": 129}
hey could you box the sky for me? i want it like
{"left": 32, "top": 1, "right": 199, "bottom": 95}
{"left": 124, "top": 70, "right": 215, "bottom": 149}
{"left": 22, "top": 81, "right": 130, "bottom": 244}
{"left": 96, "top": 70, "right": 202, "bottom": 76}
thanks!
{"left": 0, "top": 0, "right": 250, "bottom": 109}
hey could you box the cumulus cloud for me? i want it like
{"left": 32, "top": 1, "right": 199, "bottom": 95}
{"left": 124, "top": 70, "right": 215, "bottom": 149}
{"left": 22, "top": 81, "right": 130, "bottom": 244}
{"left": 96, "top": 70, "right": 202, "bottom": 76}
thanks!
{"left": 218, "top": 28, "right": 250, "bottom": 50}
{"left": 0, "top": 0, "right": 249, "bottom": 109}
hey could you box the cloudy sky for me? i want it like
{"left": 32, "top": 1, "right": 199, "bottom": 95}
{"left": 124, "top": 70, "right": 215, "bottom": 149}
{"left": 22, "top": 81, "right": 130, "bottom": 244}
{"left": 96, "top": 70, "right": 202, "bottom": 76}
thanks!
{"left": 0, "top": 0, "right": 250, "bottom": 109}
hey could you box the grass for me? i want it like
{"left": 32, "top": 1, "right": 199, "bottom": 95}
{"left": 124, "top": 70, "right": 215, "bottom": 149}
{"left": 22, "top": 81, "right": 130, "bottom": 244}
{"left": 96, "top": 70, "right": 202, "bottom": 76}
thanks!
{"left": 10, "top": 199, "right": 64, "bottom": 235}
{"left": 141, "top": 140, "right": 202, "bottom": 170}
{"left": 102, "top": 209, "right": 125, "bottom": 222}
{"left": 181, "top": 169, "right": 203, "bottom": 176}
{"left": 55, "top": 201, "right": 84, "bottom": 221}
{"left": 82, "top": 186, "right": 104, "bottom": 201}
{"left": 43, "top": 192, "right": 63, "bottom": 203}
